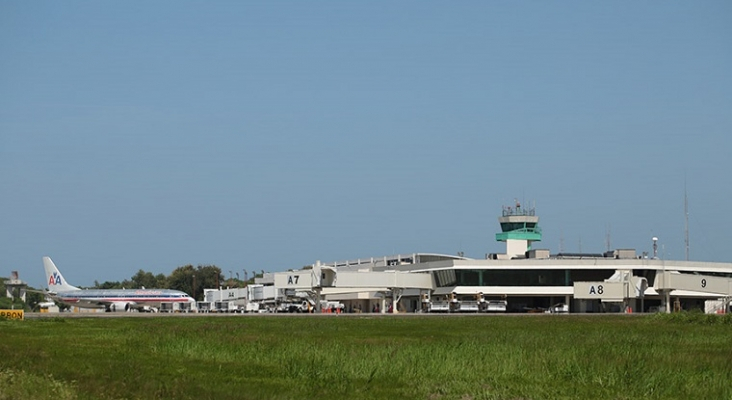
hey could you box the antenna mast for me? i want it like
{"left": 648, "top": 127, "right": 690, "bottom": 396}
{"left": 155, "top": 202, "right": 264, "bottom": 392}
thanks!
{"left": 559, "top": 230, "right": 565, "bottom": 253}
{"left": 684, "top": 184, "right": 689, "bottom": 261}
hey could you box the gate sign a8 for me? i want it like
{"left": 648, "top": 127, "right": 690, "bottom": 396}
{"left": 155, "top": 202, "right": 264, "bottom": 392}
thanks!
{"left": 573, "top": 281, "right": 626, "bottom": 301}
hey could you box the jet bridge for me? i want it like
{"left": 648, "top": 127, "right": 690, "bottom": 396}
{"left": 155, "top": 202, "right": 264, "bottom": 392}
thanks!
{"left": 573, "top": 270, "right": 648, "bottom": 313}
{"left": 575, "top": 270, "right": 732, "bottom": 313}
{"left": 655, "top": 271, "right": 732, "bottom": 295}
{"left": 272, "top": 264, "right": 433, "bottom": 313}
{"left": 654, "top": 271, "right": 732, "bottom": 313}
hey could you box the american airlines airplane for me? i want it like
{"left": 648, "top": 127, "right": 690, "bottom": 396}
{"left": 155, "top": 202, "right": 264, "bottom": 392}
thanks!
{"left": 43, "top": 256, "right": 196, "bottom": 312}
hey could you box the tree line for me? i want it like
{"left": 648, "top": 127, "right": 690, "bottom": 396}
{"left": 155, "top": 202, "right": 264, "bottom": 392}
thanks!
{"left": 93, "top": 264, "right": 259, "bottom": 301}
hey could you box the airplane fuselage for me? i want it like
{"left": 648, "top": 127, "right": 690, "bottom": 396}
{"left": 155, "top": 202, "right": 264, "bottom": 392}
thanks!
{"left": 42, "top": 256, "right": 196, "bottom": 312}
{"left": 54, "top": 288, "right": 195, "bottom": 309}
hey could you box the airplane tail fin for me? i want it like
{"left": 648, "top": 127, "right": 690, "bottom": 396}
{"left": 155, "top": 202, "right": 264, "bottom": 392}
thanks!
{"left": 43, "top": 257, "right": 80, "bottom": 292}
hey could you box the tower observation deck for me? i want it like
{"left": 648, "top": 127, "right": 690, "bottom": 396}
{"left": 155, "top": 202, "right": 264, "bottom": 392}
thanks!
{"left": 495, "top": 201, "right": 542, "bottom": 259}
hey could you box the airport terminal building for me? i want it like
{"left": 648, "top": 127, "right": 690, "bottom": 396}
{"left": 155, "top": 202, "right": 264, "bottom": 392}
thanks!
{"left": 220, "top": 204, "right": 732, "bottom": 314}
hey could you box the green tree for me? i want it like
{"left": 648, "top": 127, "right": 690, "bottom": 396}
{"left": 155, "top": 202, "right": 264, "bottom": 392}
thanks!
{"left": 94, "top": 280, "right": 123, "bottom": 289}
{"left": 24, "top": 289, "right": 46, "bottom": 311}
{"left": 0, "top": 297, "right": 25, "bottom": 310}
{"left": 0, "top": 280, "right": 49, "bottom": 311}
{"left": 167, "top": 264, "right": 222, "bottom": 301}
{"left": 155, "top": 273, "right": 168, "bottom": 289}
{"left": 168, "top": 265, "right": 195, "bottom": 299}
{"left": 131, "top": 270, "right": 161, "bottom": 289}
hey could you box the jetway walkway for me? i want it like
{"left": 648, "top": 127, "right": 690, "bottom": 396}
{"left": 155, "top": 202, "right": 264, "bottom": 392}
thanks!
{"left": 272, "top": 263, "right": 433, "bottom": 312}
{"left": 655, "top": 271, "right": 732, "bottom": 295}
{"left": 574, "top": 270, "right": 647, "bottom": 301}
{"left": 573, "top": 270, "right": 648, "bottom": 313}
{"left": 574, "top": 269, "right": 732, "bottom": 313}
{"left": 654, "top": 271, "right": 732, "bottom": 313}
{"left": 273, "top": 268, "right": 433, "bottom": 291}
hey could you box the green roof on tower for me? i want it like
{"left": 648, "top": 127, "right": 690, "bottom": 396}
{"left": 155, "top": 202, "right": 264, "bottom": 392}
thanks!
{"left": 495, "top": 200, "right": 542, "bottom": 244}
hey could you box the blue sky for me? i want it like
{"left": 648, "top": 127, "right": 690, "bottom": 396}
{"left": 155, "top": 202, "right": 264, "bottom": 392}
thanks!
{"left": 2, "top": 2, "right": 731, "bottom": 287}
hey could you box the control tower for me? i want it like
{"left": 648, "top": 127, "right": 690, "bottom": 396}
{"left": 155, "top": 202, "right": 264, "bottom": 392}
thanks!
{"left": 495, "top": 201, "right": 542, "bottom": 259}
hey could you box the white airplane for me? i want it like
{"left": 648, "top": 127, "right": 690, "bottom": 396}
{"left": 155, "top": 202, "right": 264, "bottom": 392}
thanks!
{"left": 43, "top": 256, "right": 196, "bottom": 312}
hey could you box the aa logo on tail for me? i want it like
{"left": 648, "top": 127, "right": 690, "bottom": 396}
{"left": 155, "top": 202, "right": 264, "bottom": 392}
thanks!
{"left": 49, "top": 272, "right": 62, "bottom": 286}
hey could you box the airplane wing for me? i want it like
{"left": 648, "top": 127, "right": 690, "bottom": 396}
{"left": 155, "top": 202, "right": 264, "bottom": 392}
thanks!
{"left": 26, "top": 288, "right": 57, "bottom": 296}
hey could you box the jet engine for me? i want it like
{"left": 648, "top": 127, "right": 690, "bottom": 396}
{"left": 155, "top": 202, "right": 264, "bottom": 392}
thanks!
{"left": 107, "top": 302, "right": 135, "bottom": 312}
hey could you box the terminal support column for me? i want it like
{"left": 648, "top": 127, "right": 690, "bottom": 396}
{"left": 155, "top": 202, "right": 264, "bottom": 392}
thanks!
{"left": 315, "top": 288, "right": 322, "bottom": 313}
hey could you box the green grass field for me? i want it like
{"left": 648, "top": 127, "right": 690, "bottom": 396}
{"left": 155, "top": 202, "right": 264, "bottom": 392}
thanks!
{"left": 1, "top": 313, "right": 731, "bottom": 400}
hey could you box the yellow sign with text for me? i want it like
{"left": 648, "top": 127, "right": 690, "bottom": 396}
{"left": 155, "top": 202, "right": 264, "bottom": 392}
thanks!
{"left": 0, "top": 310, "right": 24, "bottom": 320}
